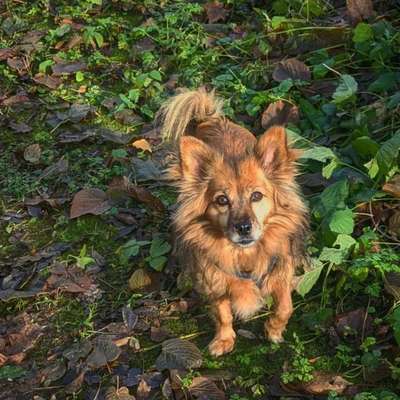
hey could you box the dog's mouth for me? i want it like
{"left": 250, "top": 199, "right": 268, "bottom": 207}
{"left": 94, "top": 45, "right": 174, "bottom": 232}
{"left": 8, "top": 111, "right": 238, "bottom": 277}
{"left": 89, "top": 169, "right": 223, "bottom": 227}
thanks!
{"left": 234, "top": 238, "right": 256, "bottom": 248}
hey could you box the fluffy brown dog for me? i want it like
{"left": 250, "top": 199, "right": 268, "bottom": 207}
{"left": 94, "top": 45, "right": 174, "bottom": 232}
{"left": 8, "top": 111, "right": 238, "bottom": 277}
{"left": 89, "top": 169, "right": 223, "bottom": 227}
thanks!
{"left": 159, "top": 88, "right": 308, "bottom": 356}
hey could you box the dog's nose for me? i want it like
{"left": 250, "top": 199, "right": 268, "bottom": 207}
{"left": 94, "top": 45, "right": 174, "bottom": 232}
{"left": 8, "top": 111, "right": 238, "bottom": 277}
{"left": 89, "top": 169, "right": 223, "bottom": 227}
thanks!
{"left": 234, "top": 221, "right": 252, "bottom": 236}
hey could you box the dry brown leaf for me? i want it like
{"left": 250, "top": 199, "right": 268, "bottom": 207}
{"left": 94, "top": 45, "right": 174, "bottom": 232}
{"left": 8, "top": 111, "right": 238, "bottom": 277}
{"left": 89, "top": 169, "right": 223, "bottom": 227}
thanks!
{"left": 0, "top": 48, "right": 15, "bottom": 61}
{"left": 272, "top": 58, "right": 311, "bottom": 82}
{"left": 45, "top": 263, "right": 97, "bottom": 294}
{"left": 1, "top": 94, "right": 30, "bottom": 107}
{"left": 7, "top": 57, "right": 28, "bottom": 75}
{"left": 24, "top": 143, "right": 41, "bottom": 164}
{"left": 137, "top": 379, "right": 151, "bottom": 400}
{"left": 285, "top": 371, "right": 351, "bottom": 395}
{"left": 33, "top": 73, "right": 62, "bottom": 89}
{"left": 128, "top": 268, "right": 153, "bottom": 292}
{"left": 70, "top": 188, "right": 110, "bottom": 218}
{"left": 132, "top": 138, "right": 152, "bottom": 153}
{"left": 204, "top": 1, "right": 229, "bottom": 23}
{"left": 261, "top": 100, "right": 299, "bottom": 129}
{"left": 86, "top": 336, "right": 122, "bottom": 369}
{"left": 383, "top": 175, "right": 400, "bottom": 198}
{"left": 347, "top": 0, "right": 374, "bottom": 22}
{"left": 106, "top": 386, "right": 136, "bottom": 400}
{"left": 107, "top": 176, "right": 164, "bottom": 212}
{"left": 189, "top": 376, "right": 226, "bottom": 400}
{"left": 52, "top": 60, "right": 86, "bottom": 75}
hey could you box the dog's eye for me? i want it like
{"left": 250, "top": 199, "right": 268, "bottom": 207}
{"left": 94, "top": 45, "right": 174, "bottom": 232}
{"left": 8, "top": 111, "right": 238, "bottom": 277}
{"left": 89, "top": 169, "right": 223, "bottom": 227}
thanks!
{"left": 216, "top": 195, "right": 229, "bottom": 206}
{"left": 251, "top": 191, "right": 263, "bottom": 202}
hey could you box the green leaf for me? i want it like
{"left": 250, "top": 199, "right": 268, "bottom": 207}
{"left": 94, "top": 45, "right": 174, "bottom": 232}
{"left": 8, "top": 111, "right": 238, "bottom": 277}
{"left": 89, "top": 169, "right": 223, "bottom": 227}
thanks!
{"left": 368, "top": 72, "right": 399, "bottom": 93}
{"left": 111, "top": 148, "right": 128, "bottom": 158}
{"left": 352, "top": 136, "right": 379, "bottom": 157}
{"left": 94, "top": 32, "right": 104, "bottom": 48}
{"left": 320, "top": 180, "right": 349, "bottom": 213}
{"left": 334, "top": 234, "right": 357, "bottom": 251}
{"left": 300, "top": 146, "right": 336, "bottom": 162}
{"left": 39, "top": 59, "right": 54, "bottom": 74}
{"left": 149, "top": 70, "right": 162, "bottom": 81}
{"left": 332, "top": 74, "right": 358, "bottom": 104}
{"left": 0, "top": 365, "right": 26, "bottom": 380}
{"left": 296, "top": 259, "right": 324, "bottom": 297}
{"left": 329, "top": 208, "right": 354, "bottom": 234}
{"left": 150, "top": 238, "right": 171, "bottom": 258}
{"left": 75, "top": 71, "right": 85, "bottom": 82}
{"left": 149, "top": 255, "right": 167, "bottom": 271}
{"left": 319, "top": 247, "right": 345, "bottom": 265}
{"left": 54, "top": 24, "right": 71, "bottom": 37}
{"left": 322, "top": 158, "right": 340, "bottom": 179}
{"left": 375, "top": 132, "right": 400, "bottom": 176}
{"left": 353, "top": 23, "right": 374, "bottom": 43}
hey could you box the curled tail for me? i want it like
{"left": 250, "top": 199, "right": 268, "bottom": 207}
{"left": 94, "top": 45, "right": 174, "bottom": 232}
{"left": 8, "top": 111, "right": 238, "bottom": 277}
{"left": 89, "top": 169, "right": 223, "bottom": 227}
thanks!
{"left": 157, "top": 87, "right": 224, "bottom": 142}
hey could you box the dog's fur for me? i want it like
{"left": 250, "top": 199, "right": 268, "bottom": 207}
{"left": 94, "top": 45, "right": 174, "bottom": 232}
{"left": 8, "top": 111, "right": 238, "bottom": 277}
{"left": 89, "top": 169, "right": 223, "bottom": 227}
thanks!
{"left": 158, "top": 88, "right": 309, "bottom": 356}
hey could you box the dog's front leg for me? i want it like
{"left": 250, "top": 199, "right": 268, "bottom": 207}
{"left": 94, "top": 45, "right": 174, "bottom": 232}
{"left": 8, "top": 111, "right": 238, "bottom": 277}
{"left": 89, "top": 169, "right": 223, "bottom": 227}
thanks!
{"left": 264, "top": 280, "right": 293, "bottom": 343}
{"left": 208, "top": 297, "right": 236, "bottom": 356}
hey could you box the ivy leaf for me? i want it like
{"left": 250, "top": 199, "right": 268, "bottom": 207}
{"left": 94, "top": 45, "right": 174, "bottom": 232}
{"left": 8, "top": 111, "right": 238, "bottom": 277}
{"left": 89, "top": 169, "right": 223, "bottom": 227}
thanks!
{"left": 329, "top": 208, "right": 355, "bottom": 234}
{"left": 296, "top": 259, "right": 324, "bottom": 297}
{"left": 149, "top": 239, "right": 171, "bottom": 258}
{"left": 332, "top": 75, "right": 358, "bottom": 104}
{"left": 320, "top": 180, "right": 349, "bottom": 213}
{"left": 149, "top": 256, "right": 167, "bottom": 271}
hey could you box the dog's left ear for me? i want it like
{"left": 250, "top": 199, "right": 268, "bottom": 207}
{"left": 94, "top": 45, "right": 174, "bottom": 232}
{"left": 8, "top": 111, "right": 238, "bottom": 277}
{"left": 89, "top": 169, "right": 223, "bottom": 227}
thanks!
{"left": 255, "top": 126, "right": 290, "bottom": 172}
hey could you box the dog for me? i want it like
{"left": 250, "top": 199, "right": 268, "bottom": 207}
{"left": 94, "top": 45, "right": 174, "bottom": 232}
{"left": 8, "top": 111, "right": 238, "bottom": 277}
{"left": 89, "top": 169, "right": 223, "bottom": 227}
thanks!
{"left": 158, "top": 88, "right": 309, "bottom": 356}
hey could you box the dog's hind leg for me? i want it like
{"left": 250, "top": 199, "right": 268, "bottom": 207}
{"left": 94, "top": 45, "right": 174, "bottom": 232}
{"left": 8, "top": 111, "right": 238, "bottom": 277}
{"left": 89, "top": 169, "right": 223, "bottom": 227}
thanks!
{"left": 264, "top": 280, "right": 293, "bottom": 343}
{"left": 208, "top": 297, "right": 236, "bottom": 356}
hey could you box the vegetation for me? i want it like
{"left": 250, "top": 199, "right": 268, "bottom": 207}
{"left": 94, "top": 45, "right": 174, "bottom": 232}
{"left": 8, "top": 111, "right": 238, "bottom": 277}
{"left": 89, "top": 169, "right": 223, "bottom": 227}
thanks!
{"left": 0, "top": 0, "right": 399, "bottom": 398}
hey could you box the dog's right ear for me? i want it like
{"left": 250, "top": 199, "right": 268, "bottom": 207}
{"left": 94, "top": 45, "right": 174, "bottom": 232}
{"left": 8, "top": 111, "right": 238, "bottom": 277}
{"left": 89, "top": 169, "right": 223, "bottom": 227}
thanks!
{"left": 179, "top": 136, "right": 215, "bottom": 180}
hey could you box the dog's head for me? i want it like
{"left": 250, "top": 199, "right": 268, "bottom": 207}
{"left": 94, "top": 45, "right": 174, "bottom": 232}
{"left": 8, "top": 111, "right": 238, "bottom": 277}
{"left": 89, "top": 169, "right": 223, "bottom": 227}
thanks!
{"left": 177, "top": 126, "right": 300, "bottom": 248}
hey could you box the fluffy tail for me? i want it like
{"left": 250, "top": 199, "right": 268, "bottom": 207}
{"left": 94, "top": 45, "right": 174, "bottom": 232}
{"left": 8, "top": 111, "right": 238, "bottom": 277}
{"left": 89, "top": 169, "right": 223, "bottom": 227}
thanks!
{"left": 157, "top": 87, "right": 224, "bottom": 142}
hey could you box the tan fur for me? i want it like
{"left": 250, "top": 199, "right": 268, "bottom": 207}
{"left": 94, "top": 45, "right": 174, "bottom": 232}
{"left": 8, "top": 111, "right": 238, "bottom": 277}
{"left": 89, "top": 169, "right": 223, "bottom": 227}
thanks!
{"left": 159, "top": 88, "right": 309, "bottom": 356}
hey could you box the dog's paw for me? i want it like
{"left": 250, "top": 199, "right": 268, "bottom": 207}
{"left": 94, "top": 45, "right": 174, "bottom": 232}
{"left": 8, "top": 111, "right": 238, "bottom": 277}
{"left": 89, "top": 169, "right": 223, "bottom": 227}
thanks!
{"left": 208, "top": 336, "right": 235, "bottom": 356}
{"left": 265, "top": 322, "right": 284, "bottom": 344}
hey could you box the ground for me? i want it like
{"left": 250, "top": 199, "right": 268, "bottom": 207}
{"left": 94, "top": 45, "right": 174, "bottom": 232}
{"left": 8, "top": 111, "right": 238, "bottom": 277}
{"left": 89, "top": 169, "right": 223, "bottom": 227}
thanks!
{"left": 0, "top": 0, "right": 400, "bottom": 399}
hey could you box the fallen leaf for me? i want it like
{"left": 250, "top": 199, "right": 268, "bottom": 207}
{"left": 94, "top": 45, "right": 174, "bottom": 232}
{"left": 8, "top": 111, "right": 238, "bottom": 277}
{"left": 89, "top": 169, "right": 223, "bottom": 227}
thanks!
{"left": 189, "top": 376, "right": 226, "bottom": 400}
{"left": 99, "top": 128, "right": 134, "bottom": 144}
{"left": 150, "top": 326, "right": 170, "bottom": 343}
{"left": 108, "top": 176, "right": 164, "bottom": 212}
{"left": 0, "top": 48, "right": 15, "bottom": 61}
{"left": 24, "top": 143, "right": 41, "bottom": 164}
{"left": 0, "top": 313, "right": 43, "bottom": 366}
{"left": 272, "top": 58, "right": 311, "bottom": 82}
{"left": 70, "top": 188, "right": 110, "bottom": 218}
{"left": 383, "top": 175, "right": 400, "bottom": 198}
{"left": 131, "top": 158, "right": 162, "bottom": 182}
{"left": 86, "top": 336, "right": 121, "bottom": 369}
{"left": 65, "top": 370, "right": 85, "bottom": 394}
{"left": 285, "top": 371, "right": 351, "bottom": 395}
{"left": 132, "top": 139, "right": 152, "bottom": 153}
{"left": 52, "top": 60, "right": 86, "bottom": 75}
{"left": 39, "top": 157, "right": 68, "bottom": 180}
{"left": 105, "top": 386, "right": 135, "bottom": 400}
{"left": 2, "top": 93, "right": 30, "bottom": 107}
{"left": 388, "top": 210, "right": 400, "bottom": 238}
{"left": 40, "top": 360, "right": 67, "bottom": 385}
{"left": 45, "top": 263, "right": 98, "bottom": 294}
{"left": 63, "top": 340, "right": 93, "bottom": 364}
{"left": 58, "top": 129, "right": 96, "bottom": 143}
{"left": 7, "top": 57, "right": 28, "bottom": 75}
{"left": 204, "top": 1, "right": 229, "bottom": 23}
{"left": 25, "top": 195, "right": 69, "bottom": 209}
{"left": 122, "top": 306, "right": 138, "bottom": 332}
{"left": 334, "top": 308, "right": 373, "bottom": 343}
{"left": 33, "top": 74, "right": 62, "bottom": 89}
{"left": 384, "top": 272, "right": 400, "bottom": 301}
{"left": 155, "top": 338, "right": 202, "bottom": 371}
{"left": 128, "top": 268, "right": 153, "bottom": 292}
{"left": 261, "top": 100, "right": 299, "bottom": 129}
{"left": 347, "top": 0, "right": 374, "bottom": 23}
{"left": 8, "top": 121, "right": 32, "bottom": 133}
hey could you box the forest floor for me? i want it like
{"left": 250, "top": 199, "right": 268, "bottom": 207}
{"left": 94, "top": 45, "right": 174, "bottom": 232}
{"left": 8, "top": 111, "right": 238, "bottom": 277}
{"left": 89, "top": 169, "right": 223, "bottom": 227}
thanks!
{"left": 1, "top": 1, "right": 400, "bottom": 399}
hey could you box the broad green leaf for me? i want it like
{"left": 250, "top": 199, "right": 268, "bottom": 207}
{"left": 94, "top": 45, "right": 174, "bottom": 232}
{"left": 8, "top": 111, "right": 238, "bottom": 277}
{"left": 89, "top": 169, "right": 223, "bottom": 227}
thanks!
{"left": 111, "top": 148, "right": 128, "bottom": 158}
{"left": 149, "top": 70, "right": 162, "bottom": 81}
{"left": 322, "top": 158, "right": 340, "bottom": 179}
{"left": 368, "top": 72, "right": 399, "bottom": 93}
{"left": 150, "top": 239, "right": 171, "bottom": 258}
{"left": 332, "top": 74, "right": 358, "bottom": 104}
{"left": 375, "top": 132, "right": 400, "bottom": 176}
{"left": 320, "top": 180, "right": 349, "bottom": 213}
{"left": 75, "top": 71, "right": 85, "bottom": 82}
{"left": 149, "top": 255, "right": 167, "bottom": 271}
{"left": 319, "top": 247, "right": 346, "bottom": 265}
{"left": 352, "top": 136, "right": 379, "bottom": 157}
{"left": 353, "top": 23, "right": 374, "bottom": 43}
{"left": 39, "top": 59, "right": 54, "bottom": 74}
{"left": 329, "top": 208, "right": 354, "bottom": 234}
{"left": 334, "top": 234, "right": 357, "bottom": 251}
{"left": 300, "top": 146, "right": 336, "bottom": 162}
{"left": 296, "top": 259, "right": 324, "bottom": 297}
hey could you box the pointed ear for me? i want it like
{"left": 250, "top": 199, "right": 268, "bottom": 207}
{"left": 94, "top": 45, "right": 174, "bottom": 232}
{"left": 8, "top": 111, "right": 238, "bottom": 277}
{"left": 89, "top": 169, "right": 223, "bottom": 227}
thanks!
{"left": 255, "top": 125, "right": 289, "bottom": 172}
{"left": 179, "top": 136, "right": 215, "bottom": 180}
